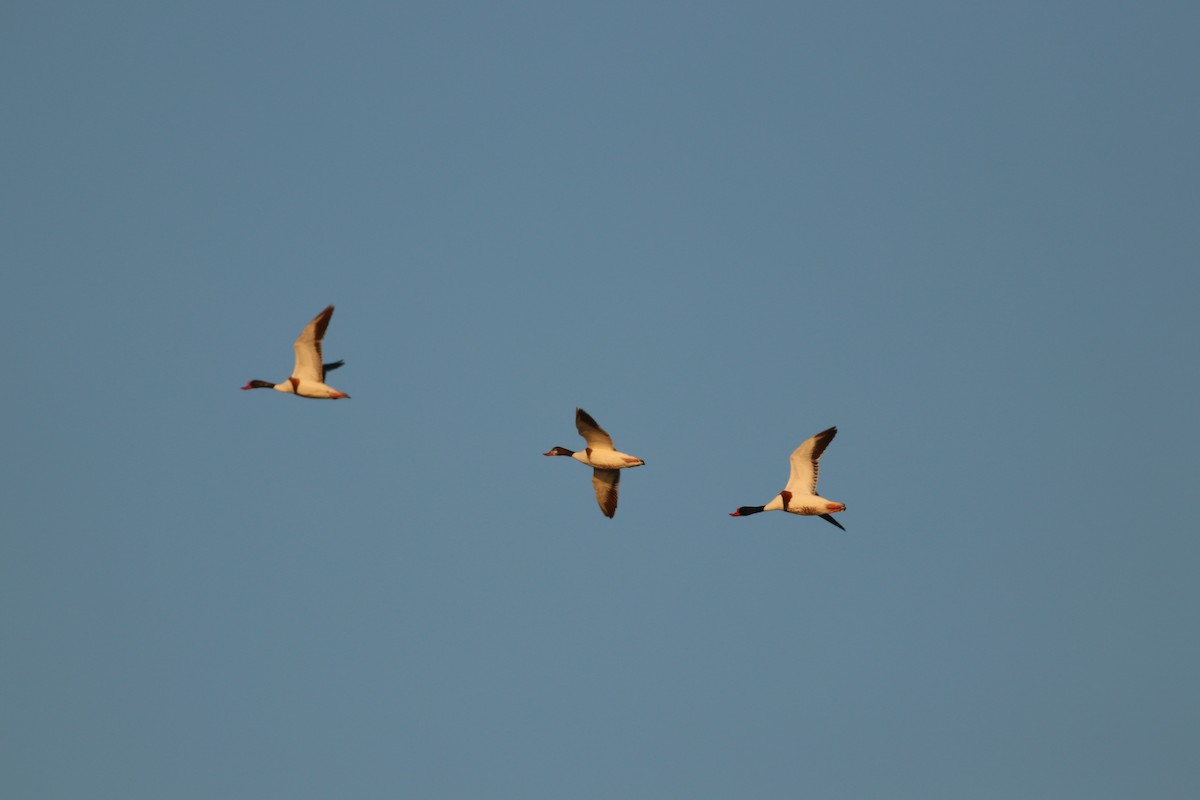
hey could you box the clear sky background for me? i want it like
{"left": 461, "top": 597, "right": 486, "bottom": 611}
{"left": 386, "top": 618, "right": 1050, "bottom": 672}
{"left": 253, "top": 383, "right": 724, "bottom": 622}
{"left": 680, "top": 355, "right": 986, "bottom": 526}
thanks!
{"left": 3, "top": 2, "right": 1198, "bottom": 798}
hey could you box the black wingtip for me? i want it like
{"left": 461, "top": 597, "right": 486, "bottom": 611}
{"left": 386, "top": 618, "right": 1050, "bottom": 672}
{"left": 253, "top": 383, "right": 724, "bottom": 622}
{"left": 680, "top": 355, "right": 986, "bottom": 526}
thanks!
{"left": 818, "top": 513, "right": 847, "bottom": 532}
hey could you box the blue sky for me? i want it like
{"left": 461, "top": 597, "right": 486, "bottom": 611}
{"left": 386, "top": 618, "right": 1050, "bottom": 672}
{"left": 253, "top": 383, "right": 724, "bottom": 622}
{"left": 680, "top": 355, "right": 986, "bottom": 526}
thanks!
{"left": 3, "top": 2, "right": 1198, "bottom": 797}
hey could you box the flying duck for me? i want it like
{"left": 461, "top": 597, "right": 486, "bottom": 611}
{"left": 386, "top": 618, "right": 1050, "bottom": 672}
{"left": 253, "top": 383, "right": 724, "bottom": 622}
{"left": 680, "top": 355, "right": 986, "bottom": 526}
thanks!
{"left": 729, "top": 426, "right": 847, "bottom": 530}
{"left": 241, "top": 304, "right": 350, "bottom": 399}
{"left": 544, "top": 408, "right": 645, "bottom": 518}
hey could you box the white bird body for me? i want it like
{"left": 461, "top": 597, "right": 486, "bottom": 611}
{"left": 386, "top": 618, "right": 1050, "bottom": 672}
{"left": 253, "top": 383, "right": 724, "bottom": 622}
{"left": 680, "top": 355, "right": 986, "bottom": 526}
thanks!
{"left": 545, "top": 408, "right": 645, "bottom": 518}
{"left": 761, "top": 492, "right": 841, "bottom": 516}
{"left": 268, "top": 377, "right": 347, "bottom": 400}
{"left": 730, "top": 426, "right": 848, "bottom": 530}
{"left": 569, "top": 448, "right": 645, "bottom": 470}
{"left": 242, "top": 305, "right": 350, "bottom": 400}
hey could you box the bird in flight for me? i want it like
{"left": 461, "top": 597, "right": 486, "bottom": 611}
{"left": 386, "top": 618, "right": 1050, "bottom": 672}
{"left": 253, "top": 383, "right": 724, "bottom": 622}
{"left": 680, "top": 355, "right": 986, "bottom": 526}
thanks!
{"left": 241, "top": 304, "right": 351, "bottom": 399}
{"left": 729, "top": 426, "right": 847, "bottom": 531}
{"left": 544, "top": 408, "right": 645, "bottom": 518}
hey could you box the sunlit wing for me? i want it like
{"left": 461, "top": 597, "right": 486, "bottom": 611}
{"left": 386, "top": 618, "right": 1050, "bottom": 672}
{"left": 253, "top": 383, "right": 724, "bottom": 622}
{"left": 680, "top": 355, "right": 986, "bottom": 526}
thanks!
{"left": 591, "top": 468, "right": 620, "bottom": 518}
{"left": 292, "top": 305, "right": 334, "bottom": 382}
{"left": 784, "top": 426, "right": 837, "bottom": 495}
{"left": 576, "top": 408, "right": 615, "bottom": 450}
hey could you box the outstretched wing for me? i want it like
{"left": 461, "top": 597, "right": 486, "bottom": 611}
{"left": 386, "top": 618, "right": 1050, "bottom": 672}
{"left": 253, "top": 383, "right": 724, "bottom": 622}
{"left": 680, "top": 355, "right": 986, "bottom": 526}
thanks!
{"left": 784, "top": 426, "right": 837, "bottom": 495}
{"left": 591, "top": 468, "right": 620, "bottom": 518}
{"left": 322, "top": 359, "right": 345, "bottom": 380}
{"left": 292, "top": 305, "right": 334, "bottom": 382}
{"left": 818, "top": 513, "right": 847, "bottom": 532}
{"left": 576, "top": 408, "right": 615, "bottom": 450}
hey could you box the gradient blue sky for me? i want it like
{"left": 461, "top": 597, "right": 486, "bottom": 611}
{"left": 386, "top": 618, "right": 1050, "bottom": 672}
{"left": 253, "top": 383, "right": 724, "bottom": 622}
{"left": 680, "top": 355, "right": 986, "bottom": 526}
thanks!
{"left": 4, "top": 2, "right": 1198, "bottom": 798}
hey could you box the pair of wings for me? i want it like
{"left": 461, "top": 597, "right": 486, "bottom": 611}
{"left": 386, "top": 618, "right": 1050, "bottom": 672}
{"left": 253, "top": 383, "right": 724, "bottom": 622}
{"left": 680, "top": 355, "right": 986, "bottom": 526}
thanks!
{"left": 782, "top": 426, "right": 844, "bottom": 531}
{"left": 292, "top": 305, "right": 342, "bottom": 382}
{"left": 576, "top": 408, "right": 620, "bottom": 518}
